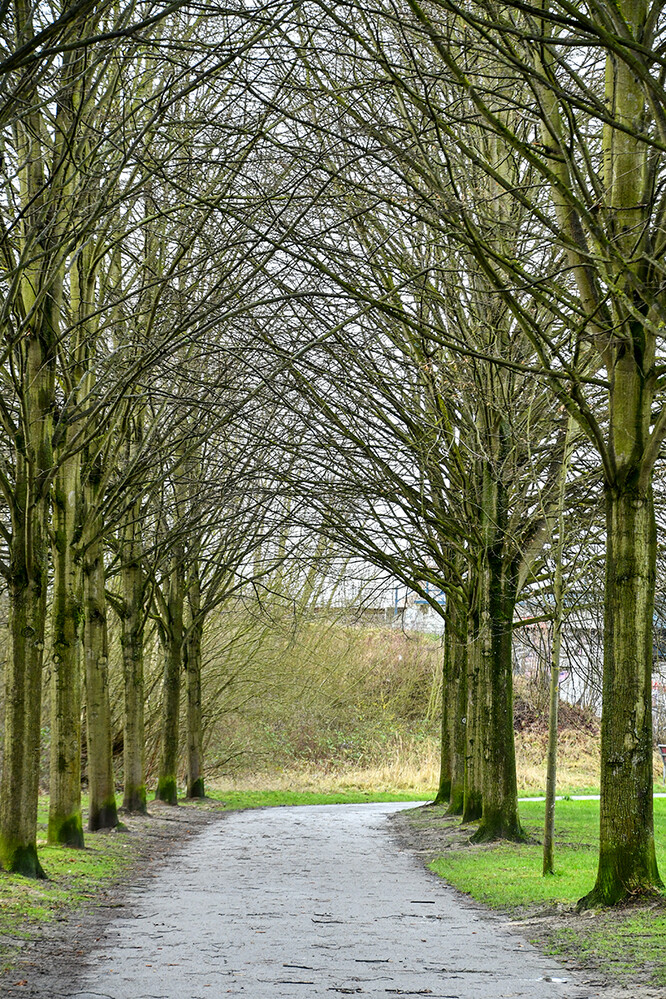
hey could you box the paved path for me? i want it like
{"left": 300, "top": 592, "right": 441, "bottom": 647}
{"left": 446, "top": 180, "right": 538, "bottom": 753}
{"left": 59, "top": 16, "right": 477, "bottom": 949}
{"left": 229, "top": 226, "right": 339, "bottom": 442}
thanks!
{"left": 71, "top": 802, "right": 590, "bottom": 999}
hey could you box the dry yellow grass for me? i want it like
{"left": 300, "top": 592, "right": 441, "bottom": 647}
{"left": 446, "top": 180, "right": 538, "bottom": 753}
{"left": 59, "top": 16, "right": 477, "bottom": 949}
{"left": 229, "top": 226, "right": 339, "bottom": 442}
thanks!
{"left": 211, "top": 728, "right": 646, "bottom": 798}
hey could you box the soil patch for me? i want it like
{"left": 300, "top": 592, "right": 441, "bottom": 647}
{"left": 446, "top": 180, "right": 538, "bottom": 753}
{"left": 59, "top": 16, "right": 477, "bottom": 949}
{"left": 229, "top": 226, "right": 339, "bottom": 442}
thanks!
{"left": 0, "top": 799, "right": 226, "bottom": 999}
{"left": 389, "top": 804, "right": 666, "bottom": 998}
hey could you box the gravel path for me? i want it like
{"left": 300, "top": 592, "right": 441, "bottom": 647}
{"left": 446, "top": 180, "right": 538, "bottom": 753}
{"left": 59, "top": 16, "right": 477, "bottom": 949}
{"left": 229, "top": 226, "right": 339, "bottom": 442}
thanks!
{"left": 66, "top": 802, "right": 590, "bottom": 999}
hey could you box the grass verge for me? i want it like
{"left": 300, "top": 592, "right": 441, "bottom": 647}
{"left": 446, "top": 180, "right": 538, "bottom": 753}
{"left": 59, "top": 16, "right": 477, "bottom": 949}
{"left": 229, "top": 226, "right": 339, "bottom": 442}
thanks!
{"left": 424, "top": 797, "right": 666, "bottom": 989}
{"left": 205, "top": 788, "right": 428, "bottom": 809}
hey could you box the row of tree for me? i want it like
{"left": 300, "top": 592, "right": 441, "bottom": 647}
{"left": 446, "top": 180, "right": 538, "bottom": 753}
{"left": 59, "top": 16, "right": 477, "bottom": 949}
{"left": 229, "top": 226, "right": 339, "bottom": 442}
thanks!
{"left": 2, "top": 0, "right": 666, "bottom": 910}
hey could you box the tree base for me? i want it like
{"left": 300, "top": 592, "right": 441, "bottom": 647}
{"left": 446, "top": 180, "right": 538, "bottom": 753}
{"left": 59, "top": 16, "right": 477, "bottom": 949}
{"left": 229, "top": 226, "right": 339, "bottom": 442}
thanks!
{"left": 431, "top": 778, "right": 451, "bottom": 806}
{"left": 577, "top": 879, "right": 664, "bottom": 911}
{"left": 470, "top": 814, "right": 526, "bottom": 844}
{"left": 88, "top": 799, "right": 119, "bottom": 831}
{"left": 156, "top": 775, "right": 178, "bottom": 805}
{"left": 47, "top": 812, "right": 84, "bottom": 848}
{"left": 461, "top": 793, "right": 483, "bottom": 824}
{"left": 446, "top": 785, "right": 465, "bottom": 816}
{"left": 187, "top": 778, "right": 205, "bottom": 799}
{"left": 0, "top": 839, "right": 46, "bottom": 879}
{"left": 123, "top": 785, "right": 147, "bottom": 813}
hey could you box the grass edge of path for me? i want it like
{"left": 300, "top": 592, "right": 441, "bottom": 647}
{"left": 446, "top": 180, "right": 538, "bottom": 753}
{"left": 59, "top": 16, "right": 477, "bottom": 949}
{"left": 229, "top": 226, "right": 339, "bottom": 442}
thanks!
{"left": 415, "top": 798, "right": 666, "bottom": 991}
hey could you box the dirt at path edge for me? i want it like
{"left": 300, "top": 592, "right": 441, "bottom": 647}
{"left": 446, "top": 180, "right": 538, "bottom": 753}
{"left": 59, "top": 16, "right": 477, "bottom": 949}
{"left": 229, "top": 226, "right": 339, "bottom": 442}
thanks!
{"left": 0, "top": 800, "right": 227, "bottom": 999}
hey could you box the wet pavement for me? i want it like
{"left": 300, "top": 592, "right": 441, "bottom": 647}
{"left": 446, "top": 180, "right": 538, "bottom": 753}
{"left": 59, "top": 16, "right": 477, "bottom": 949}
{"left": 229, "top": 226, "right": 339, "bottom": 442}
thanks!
{"left": 69, "top": 802, "right": 591, "bottom": 998}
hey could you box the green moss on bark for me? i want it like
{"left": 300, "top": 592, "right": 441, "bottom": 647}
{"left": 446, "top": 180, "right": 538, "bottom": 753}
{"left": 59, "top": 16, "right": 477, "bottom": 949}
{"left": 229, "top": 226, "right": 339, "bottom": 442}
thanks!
{"left": 88, "top": 798, "right": 118, "bottom": 832}
{"left": 156, "top": 775, "right": 178, "bottom": 805}
{"left": 447, "top": 782, "right": 465, "bottom": 816}
{"left": 470, "top": 806, "right": 526, "bottom": 844}
{"left": 432, "top": 778, "right": 451, "bottom": 806}
{"left": 47, "top": 811, "right": 84, "bottom": 848}
{"left": 0, "top": 839, "right": 46, "bottom": 879}
{"left": 187, "top": 777, "right": 205, "bottom": 799}
{"left": 123, "top": 783, "right": 147, "bottom": 813}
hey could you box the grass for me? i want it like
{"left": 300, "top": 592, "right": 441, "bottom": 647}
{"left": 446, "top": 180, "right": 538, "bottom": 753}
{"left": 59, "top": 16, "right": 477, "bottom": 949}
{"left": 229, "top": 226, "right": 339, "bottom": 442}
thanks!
{"left": 0, "top": 814, "right": 136, "bottom": 973}
{"left": 543, "top": 912, "right": 666, "bottom": 987}
{"left": 205, "top": 788, "right": 429, "bottom": 809}
{"left": 426, "top": 796, "right": 666, "bottom": 988}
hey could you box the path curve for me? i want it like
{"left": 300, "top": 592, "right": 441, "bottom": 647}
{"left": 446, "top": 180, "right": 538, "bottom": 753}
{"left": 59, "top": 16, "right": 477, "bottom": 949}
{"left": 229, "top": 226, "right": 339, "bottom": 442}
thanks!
{"left": 69, "top": 802, "right": 589, "bottom": 999}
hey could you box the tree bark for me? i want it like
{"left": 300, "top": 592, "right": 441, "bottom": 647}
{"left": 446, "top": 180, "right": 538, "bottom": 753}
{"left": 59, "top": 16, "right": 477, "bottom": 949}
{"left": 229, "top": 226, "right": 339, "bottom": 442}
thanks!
{"left": 462, "top": 598, "right": 483, "bottom": 824}
{"left": 578, "top": 483, "right": 661, "bottom": 906}
{"left": 185, "top": 573, "right": 205, "bottom": 799}
{"left": 0, "top": 526, "right": 49, "bottom": 877}
{"left": 0, "top": 316, "right": 55, "bottom": 876}
{"left": 433, "top": 613, "right": 452, "bottom": 805}
{"left": 48, "top": 452, "right": 85, "bottom": 847}
{"left": 120, "top": 507, "right": 147, "bottom": 813}
{"left": 471, "top": 550, "right": 522, "bottom": 842}
{"left": 83, "top": 517, "right": 118, "bottom": 831}
{"left": 542, "top": 643, "right": 559, "bottom": 875}
{"left": 447, "top": 600, "right": 467, "bottom": 816}
{"left": 156, "top": 558, "right": 185, "bottom": 805}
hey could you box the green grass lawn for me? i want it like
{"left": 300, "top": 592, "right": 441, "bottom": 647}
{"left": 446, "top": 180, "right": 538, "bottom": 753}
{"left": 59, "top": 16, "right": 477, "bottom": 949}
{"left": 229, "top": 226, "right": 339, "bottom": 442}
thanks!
{"left": 427, "top": 797, "right": 666, "bottom": 987}
{"left": 429, "top": 798, "right": 603, "bottom": 908}
{"left": 204, "top": 788, "right": 428, "bottom": 809}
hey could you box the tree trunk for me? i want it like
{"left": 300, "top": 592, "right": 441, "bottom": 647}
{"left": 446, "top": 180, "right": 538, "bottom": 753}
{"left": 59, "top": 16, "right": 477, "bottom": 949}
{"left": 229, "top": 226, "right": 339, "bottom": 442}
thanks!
{"left": 48, "top": 452, "right": 85, "bottom": 847}
{"left": 185, "top": 612, "right": 205, "bottom": 798}
{"left": 156, "top": 559, "right": 185, "bottom": 805}
{"left": 462, "top": 600, "right": 483, "bottom": 824}
{"left": 578, "top": 483, "right": 661, "bottom": 906}
{"left": 0, "top": 320, "right": 55, "bottom": 876}
{"left": 447, "top": 603, "right": 467, "bottom": 816}
{"left": 433, "top": 614, "right": 452, "bottom": 805}
{"left": 471, "top": 551, "right": 522, "bottom": 842}
{"left": 120, "top": 509, "right": 147, "bottom": 813}
{"left": 543, "top": 642, "right": 560, "bottom": 875}
{"left": 0, "top": 529, "right": 48, "bottom": 878}
{"left": 83, "top": 522, "right": 118, "bottom": 831}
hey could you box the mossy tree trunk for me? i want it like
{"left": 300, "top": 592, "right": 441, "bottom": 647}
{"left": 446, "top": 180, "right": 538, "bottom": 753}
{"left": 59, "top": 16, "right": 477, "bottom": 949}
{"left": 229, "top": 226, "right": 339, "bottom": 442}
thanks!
{"left": 120, "top": 501, "right": 148, "bottom": 813}
{"left": 462, "top": 595, "right": 483, "bottom": 824}
{"left": 468, "top": 434, "right": 522, "bottom": 843}
{"left": 185, "top": 565, "right": 205, "bottom": 799}
{"left": 542, "top": 630, "right": 560, "bottom": 876}
{"left": 433, "top": 604, "right": 452, "bottom": 805}
{"left": 0, "top": 65, "right": 57, "bottom": 874}
{"left": 528, "top": 0, "right": 664, "bottom": 903}
{"left": 0, "top": 429, "right": 52, "bottom": 877}
{"left": 156, "top": 556, "right": 185, "bottom": 805}
{"left": 434, "top": 588, "right": 467, "bottom": 810}
{"left": 472, "top": 549, "right": 521, "bottom": 842}
{"left": 447, "top": 598, "right": 468, "bottom": 816}
{"left": 48, "top": 451, "right": 84, "bottom": 847}
{"left": 83, "top": 496, "right": 118, "bottom": 832}
{"left": 579, "top": 481, "right": 661, "bottom": 905}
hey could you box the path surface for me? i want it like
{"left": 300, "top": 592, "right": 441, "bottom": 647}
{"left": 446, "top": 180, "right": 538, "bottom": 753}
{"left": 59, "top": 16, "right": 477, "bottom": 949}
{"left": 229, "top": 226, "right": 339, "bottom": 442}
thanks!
{"left": 69, "top": 802, "right": 590, "bottom": 999}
